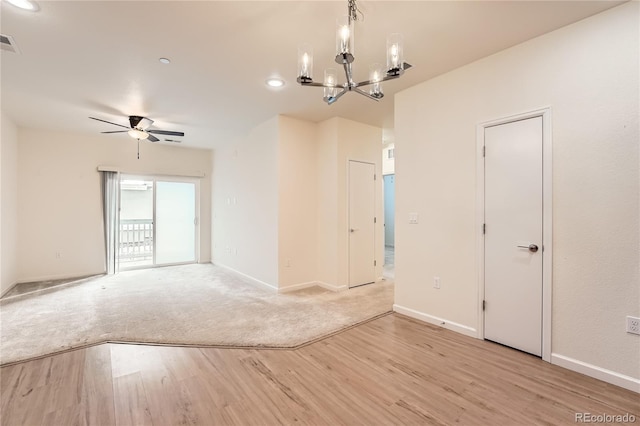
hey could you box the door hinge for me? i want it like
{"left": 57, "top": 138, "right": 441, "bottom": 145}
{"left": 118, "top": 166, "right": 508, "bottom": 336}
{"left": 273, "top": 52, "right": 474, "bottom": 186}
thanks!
{"left": 374, "top": 174, "right": 377, "bottom": 181}
{"left": 374, "top": 260, "right": 377, "bottom": 266}
{"left": 374, "top": 217, "right": 377, "bottom": 224}
{"left": 482, "top": 300, "right": 486, "bottom": 311}
{"left": 482, "top": 146, "right": 486, "bottom": 157}
{"left": 483, "top": 223, "right": 486, "bottom": 234}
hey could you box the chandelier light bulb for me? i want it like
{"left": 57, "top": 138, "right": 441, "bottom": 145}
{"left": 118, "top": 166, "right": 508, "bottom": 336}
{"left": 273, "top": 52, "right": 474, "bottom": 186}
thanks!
{"left": 297, "top": 44, "right": 314, "bottom": 82}
{"left": 336, "top": 16, "right": 354, "bottom": 56}
{"left": 323, "top": 68, "right": 338, "bottom": 101}
{"left": 386, "top": 33, "right": 404, "bottom": 75}
{"left": 340, "top": 26, "right": 350, "bottom": 52}
{"left": 369, "top": 63, "right": 384, "bottom": 99}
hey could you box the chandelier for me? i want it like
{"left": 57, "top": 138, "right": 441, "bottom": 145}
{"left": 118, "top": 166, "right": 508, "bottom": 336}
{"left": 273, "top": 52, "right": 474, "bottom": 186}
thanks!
{"left": 296, "top": 0, "right": 411, "bottom": 105}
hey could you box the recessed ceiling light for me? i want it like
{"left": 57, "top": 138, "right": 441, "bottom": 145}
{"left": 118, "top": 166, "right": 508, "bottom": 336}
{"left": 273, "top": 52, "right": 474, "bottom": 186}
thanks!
{"left": 266, "top": 78, "right": 285, "bottom": 88}
{"left": 4, "top": 0, "right": 39, "bottom": 11}
{"left": 159, "top": 57, "right": 171, "bottom": 64}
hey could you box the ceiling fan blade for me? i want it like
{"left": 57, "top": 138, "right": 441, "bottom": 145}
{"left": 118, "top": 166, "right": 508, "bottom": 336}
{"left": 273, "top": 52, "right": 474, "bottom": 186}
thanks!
{"left": 101, "top": 130, "right": 128, "bottom": 134}
{"left": 139, "top": 117, "right": 153, "bottom": 130}
{"left": 164, "top": 139, "right": 182, "bottom": 143}
{"left": 89, "top": 117, "right": 130, "bottom": 129}
{"left": 147, "top": 134, "right": 160, "bottom": 142}
{"left": 129, "top": 116, "right": 154, "bottom": 130}
{"left": 148, "top": 130, "right": 185, "bottom": 137}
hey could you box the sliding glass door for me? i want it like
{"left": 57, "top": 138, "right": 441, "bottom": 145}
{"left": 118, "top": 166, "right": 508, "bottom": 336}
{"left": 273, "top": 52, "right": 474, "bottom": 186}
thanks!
{"left": 155, "top": 181, "right": 196, "bottom": 265}
{"left": 118, "top": 175, "right": 198, "bottom": 270}
{"left": 119, "top": 177, "right": 154, "bottom": 268}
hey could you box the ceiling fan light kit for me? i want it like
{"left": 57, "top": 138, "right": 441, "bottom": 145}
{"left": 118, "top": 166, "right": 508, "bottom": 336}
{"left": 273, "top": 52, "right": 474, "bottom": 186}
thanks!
{"left": 89, "top": 115, "right": 185, "bottom": 159}
{"left": 297, "top": 0, "right": 411, "bottom": 105}
{"left": 127, "top": 129, "right": 149, "bottom": 140}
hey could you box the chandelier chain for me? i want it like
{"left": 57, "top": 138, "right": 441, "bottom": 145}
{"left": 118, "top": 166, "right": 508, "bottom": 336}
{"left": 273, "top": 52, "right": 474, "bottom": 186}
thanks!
{"left": 347, "top": 0, "right": 364, "bottom": 24}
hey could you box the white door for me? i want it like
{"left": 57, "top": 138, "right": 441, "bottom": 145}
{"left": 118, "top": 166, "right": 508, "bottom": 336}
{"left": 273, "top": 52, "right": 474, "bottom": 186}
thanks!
{"left": 349, "top": 161, "right": 376, "bottom": 288}
{"left": 484, "top": 116, "right": 543, "bottom": 356}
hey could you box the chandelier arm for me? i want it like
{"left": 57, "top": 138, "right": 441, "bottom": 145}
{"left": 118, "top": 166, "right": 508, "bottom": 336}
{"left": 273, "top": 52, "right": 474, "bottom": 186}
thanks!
{"left": 380, "top": 74, "right": 401, "bottom": 82}
{"left": 300, "top": 82, "right": 329, "bottom": 87}
{"left": 353, "top": 87, "right": 380, "bottom": 102}
{"left": 327, "top": 87, "right": 349, "bottom": 105}
{"left": 354, "top": 79, "right": 376, "bottom": 87}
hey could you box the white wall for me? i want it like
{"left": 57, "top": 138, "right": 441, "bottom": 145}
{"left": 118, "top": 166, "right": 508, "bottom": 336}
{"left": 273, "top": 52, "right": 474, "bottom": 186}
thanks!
{"left": 278, "top": 116, "right": 318, "bottom": 289}
{"left": 212, "top": 117, "right": 279, "bottom": 288}
{"left": 316, "top": 119, "right": 340, "bottom": 288}
{"left": 212, "top": 115, "right": 383, "bottom": 292}
{"left": 395, "top": 2, "right": 639, "bottom": 388}
{"left": 1, "top": 112, "right": 19, "bottom": 294}
{"left": 315, "top": 117, "right": 384, "bottom": 289}
{"left": 382, "top": 143, "right": 395, "bottom": 176}
{"left": 17, "top": 128, "right": 212, "bottom": 282}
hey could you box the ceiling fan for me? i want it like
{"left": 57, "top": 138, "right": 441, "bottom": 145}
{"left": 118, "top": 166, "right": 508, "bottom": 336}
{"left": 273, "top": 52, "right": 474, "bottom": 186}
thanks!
{"left": 89, "top": 115, "right": 184, "bottom": 142}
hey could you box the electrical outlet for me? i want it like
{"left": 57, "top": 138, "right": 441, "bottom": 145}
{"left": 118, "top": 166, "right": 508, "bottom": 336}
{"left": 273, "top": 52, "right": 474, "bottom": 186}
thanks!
{"left": 627, "top": 316, "right": 640, "bottom": 335}
{"left": 433, "top": 276, "right": 440, "bottom": 289}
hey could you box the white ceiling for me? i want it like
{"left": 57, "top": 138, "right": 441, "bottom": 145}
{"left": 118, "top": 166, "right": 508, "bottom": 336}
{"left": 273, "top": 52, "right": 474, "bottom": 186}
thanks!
{"left": 1, "top": 1, "right": 623, "bottom": 149}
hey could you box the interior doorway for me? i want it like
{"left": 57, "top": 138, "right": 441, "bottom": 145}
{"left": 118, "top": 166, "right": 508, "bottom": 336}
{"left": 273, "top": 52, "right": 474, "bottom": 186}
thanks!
{"left": 383, "top": 174, "right": 395, "bottom": 279}
{"left": 118, "top": 175, "right": 198, "bottom": 271}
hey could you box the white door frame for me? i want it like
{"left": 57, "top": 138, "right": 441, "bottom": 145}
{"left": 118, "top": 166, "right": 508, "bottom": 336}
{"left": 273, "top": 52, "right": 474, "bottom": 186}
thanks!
{"left": 476, "top": 107, "right": 553, "bottom": 362}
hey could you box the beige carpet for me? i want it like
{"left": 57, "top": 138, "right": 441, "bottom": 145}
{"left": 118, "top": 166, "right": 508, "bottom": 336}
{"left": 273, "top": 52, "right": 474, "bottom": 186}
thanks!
{"left": 0, "top": 264, "right": 393, "bottom": 365}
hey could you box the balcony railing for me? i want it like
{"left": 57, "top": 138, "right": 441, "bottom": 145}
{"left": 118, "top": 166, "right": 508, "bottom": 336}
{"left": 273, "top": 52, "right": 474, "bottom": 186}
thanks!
{"left": 119, "top": 219, "right": 153, "bottom": 263}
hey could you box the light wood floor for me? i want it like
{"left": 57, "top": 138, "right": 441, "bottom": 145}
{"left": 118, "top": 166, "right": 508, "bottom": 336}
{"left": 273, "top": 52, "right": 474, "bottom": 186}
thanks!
{"left": 1, "top": 314, "right": 638, "bottom": 425}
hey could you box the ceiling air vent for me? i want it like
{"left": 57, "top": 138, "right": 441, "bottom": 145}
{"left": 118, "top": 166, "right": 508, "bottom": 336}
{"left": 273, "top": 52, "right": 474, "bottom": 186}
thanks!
{"left": 1, "top": 34, "right": 20, "bottom": 54}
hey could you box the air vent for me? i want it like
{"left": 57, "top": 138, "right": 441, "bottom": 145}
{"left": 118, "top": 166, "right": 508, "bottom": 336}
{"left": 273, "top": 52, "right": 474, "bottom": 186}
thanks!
{"left": 0, "top": 34, "right": 20, "bottom": 54}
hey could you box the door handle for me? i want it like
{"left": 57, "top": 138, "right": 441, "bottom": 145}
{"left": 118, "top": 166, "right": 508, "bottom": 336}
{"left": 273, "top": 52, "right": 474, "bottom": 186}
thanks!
{"left": 350, "top": 228, "right": 358, "bottom": 233}
{"left": 517, "top": 244, "right": 539, "bottom": 253}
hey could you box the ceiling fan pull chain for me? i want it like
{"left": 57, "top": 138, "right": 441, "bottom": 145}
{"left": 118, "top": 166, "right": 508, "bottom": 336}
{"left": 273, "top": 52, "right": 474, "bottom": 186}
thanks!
{"left": 137, "top": 139, "right": 140, "bottom": 160}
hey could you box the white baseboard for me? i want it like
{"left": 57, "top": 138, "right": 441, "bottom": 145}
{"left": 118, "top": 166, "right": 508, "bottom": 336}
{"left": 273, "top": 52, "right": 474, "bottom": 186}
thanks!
{"left": 393, "top": 304, "right": 478, "bottom": 338}
{"left": 551, "top": 353, "right": 640, "bottom": 393}
{"left": 280, "top": 281, "right": 347, "bottom": 293}
{"left": 213, "top": 263, "right": 278, "bottom": 292}
{"left": 17, "top": 271, "right": 104, "bottom": 285}
{"left": 278, "top": 281, "right": 319, "bottom": 293}
{"left": 317, "top": 281, "right": 348, "bottom": 292}
{"left": 0, "top": 281, "right": 18, "bottom": 298}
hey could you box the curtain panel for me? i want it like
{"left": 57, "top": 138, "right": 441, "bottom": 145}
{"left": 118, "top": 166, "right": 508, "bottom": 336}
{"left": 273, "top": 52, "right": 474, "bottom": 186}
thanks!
{"left": 101, "top": 171, "right": 120, "bottom": 274}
